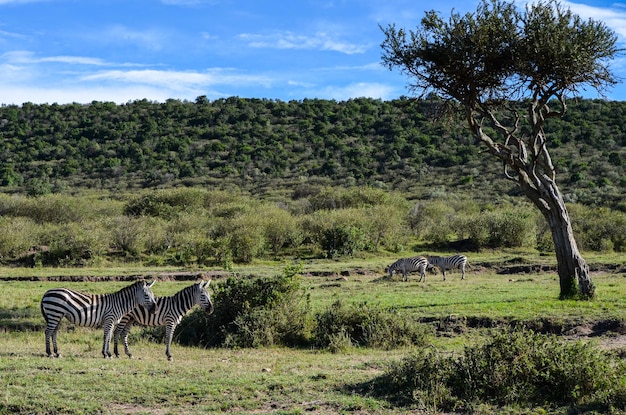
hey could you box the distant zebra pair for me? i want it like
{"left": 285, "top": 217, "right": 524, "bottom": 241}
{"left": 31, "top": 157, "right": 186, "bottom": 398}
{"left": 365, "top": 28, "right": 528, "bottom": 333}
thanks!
{"left": 40, "top": 280, "right": 213, "bottom": 360}
{"left": 388, "top": 254, "right": 468, "bottom": 282}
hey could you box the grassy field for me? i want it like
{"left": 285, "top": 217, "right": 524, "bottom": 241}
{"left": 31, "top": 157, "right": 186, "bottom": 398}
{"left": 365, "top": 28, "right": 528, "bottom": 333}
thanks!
{"left": 1, "top": 251, "right": 626, "bottom": 414}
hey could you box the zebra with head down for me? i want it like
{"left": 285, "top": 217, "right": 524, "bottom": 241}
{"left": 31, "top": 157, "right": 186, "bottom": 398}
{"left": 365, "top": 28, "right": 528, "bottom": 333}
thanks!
{"left": 40, "top": 280, "right": 157, "bottom": 358}
{"left": 388, "top": 256, "right": 429, "bottom": 282}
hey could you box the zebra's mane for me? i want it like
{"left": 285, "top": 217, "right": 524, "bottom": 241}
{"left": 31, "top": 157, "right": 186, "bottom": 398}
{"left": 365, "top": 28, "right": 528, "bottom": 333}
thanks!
{"left": 168, "top": 284, "right": 198, "bottom": 300}
{"left": 93, "top": 280, "right": 144, "bottom": 299}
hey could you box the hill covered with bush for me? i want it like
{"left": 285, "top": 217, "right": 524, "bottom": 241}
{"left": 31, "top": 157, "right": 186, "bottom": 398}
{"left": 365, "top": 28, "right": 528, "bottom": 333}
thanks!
{"left": 0, "top": 97, "right": 624, "bottom": 207}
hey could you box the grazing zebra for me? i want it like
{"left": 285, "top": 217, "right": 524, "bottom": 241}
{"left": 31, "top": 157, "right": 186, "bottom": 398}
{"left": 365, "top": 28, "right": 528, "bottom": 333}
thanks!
{"left": 114, "top": 280, "right": 213, "bottom": 361}
{"left": 427, "top": 254, "right": 468, "bottom": 280}
{"left": 40, "top": 280, "right": 157, "bottom": 358}
{"left": 388, "top": 256, "right": 428, "bottom": 282}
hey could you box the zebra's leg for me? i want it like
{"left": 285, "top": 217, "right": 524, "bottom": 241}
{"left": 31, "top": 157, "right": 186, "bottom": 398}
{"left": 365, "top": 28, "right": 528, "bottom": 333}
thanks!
{"left": 461, "top": 264, "right": 466, "bottom": 279}
{"left": 120, "top": 321, "right": 135, "bottom": 359}
{"left": 45, "top": 318, "right": 62, "bottom": 358}
{"left": 113, "top": 325, "right": 121, "bottom": 358}
{"left": 45, "top": 328, "right": 57, "bottom": 358}
{"left": 442, "top": 269, "right": 447, "bottom": 281}
{"left": 165, "top": 323, "right": 176, "bottom": 361}
{"left": 102, "top": 321, "right": 115, "bottom": 358}
{"left": 51, "top": 329, "right": 61, "bottom": 358}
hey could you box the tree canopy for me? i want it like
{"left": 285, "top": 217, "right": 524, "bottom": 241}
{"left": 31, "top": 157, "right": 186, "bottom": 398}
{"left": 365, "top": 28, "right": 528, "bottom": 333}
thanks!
{"left": 380, "top": 0, "right": 621, "bottom": 299}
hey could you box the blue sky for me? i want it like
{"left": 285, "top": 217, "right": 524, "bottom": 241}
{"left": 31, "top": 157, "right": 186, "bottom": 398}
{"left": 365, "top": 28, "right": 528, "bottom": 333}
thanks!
{"left": 1, "top": 0, "right": 625, "bottom": 105}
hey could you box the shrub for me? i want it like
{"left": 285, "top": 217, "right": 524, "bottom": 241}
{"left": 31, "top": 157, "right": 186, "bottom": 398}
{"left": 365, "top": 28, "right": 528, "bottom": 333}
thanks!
{"left": 304, "top": 208, "right": 375, "bottom": 258}
{"left": 308, "top": 186, "right": 397, "bottom": 211}
{"left": 407, "top": 200, "right": 456, "bottom": 244}
{"left": 175, "top": 263, "right": 311, "bottom": 348}
{"left": 363, "top": 204, "right": 409, "bottom": 251}
{"left": 569, "top": 204, "right": 626, "bottom": 252}
{"left": 384, "top": 348, "right": 455, "bottom": 410}
{"left": 106, "top": 216, "right": 147, "bottom": 256}
{"left": 314, "top": 301, "right": 433, "bottom": 351}
{"left": 38, "top": 221, "right": 109, "bottom": 265}
{"left": 458, "top": 207, "right": 537, "bottom": 249}
{"left": 19, "top": 194, "right": 94, "bottom": 224}
{"left": 380, "top": 329, "right": 626, "bottom": 412}
{"left": 258, "top": 204, "right": 303, "bottom": 254}
{"left": 0, "top": 217, "right": 39, "bottom": 261}
{"left": 320, "top": 225, "right": 367, "bottom": 258}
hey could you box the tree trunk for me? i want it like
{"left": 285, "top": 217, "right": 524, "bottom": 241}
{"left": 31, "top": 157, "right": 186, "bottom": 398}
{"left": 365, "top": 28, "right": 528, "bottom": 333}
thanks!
{"left": 523, "top": 180, "right": 595, "bottom": 299}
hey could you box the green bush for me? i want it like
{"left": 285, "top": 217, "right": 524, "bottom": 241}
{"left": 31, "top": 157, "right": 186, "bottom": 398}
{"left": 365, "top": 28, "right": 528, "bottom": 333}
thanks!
{"left": 320, "top": 225, "right": 367, "bottom": 258}
{"left": 458, "top": 207, "right": 537, "bottom": 249}
{"left": 408, "top": 200, "right": 457, "bottom": 245}
{"left": 570, "top": 204, "right": 626, "bottom": 252}
{"left": 304, "top": 208, "right": 375, "bottom": 258}
{"left": 0, "top": 217, "right": 39, "bottom": 261}
{"left": 384, "top": 348, "right": 455, "bottom": 410}
{"left": 17, "top": 194, "right": 94, "bottom": 224}
{"left": 106, "top": 216, "right": 147, "bottom": 256}
{"left": 380, "top": 329, "right": 626, "bottom": 412}
{"left": 175, "top": 263, "right": 311, "bottom": 348}
{"left": 258, "top": 204, "right": 303, "bottom": 254}
{"left": 314, "top": 301, "right": 433, "bottom": 351}
{"left": 308, "top": 186, "right": 397, "bottom": 211}
{"left": 39, "top": 221, "right": 109, "bottom": 265}
{"left": 363, "top": 204, "right": 409, "bottom": 251}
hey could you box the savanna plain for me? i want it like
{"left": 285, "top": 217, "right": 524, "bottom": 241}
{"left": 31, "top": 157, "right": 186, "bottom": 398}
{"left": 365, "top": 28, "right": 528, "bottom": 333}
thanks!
{"left": 1, "top": 252, "right": 626, "bottom": 415}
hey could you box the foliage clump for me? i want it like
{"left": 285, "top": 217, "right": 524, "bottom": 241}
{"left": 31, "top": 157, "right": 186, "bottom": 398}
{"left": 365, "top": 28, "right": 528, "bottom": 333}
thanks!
{"left": 377, "top": 329, "right": 626, "bottom": 412}
{"left": 175, "top": 263, "right": 311, "bottom": 348}
{"left": 314, "top": 300, "right": 433, "bottom": 352}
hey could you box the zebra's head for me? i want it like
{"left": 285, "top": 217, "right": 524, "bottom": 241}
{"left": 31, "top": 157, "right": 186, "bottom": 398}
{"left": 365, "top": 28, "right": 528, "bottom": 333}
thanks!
{"left": 195, "top": 280, "right": 214, "bottom": 314}
{"left": 138, "top": 280, "right": 157, "bottom": 314}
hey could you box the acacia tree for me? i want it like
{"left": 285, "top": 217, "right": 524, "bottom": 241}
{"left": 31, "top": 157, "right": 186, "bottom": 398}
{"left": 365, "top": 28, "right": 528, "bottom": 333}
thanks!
{"left": 381, "top": 0, "right": 620, "bottom": 299}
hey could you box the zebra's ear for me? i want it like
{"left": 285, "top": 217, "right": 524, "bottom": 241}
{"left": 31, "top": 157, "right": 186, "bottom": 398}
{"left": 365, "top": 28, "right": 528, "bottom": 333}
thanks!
{"left": 147, "top": 280, "right": 156, "bottom": 288}
{"left": 201, "top": 280, "right": 211, "bottom": 288}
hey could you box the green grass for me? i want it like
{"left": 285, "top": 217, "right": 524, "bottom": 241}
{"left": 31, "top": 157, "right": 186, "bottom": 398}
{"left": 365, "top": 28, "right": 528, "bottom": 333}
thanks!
{"left": 2, "top": 331, "right": 402, "bottom": 414}
{"left": 1, "top": 252, "right": 626, "bottom": 414}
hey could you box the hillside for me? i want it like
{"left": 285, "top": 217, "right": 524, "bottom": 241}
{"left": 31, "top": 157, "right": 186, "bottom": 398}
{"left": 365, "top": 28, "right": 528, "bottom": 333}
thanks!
{"left": 0, "top": 96, "right": 624, "bottom": 206}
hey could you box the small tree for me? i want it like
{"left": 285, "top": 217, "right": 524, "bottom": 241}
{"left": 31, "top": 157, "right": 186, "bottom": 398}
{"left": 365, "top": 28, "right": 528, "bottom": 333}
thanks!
{"left": 381, "top": 0, "right": 620, "bottom": 299}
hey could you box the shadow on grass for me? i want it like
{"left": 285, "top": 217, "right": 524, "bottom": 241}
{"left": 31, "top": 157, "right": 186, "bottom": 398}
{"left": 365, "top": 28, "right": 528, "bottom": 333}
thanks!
{"left": 340, "top": 374, "right": 415, "bottom": 408}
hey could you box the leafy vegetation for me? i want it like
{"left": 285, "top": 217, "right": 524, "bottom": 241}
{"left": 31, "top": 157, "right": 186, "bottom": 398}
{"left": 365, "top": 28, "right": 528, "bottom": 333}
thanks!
{"left": 1, "top": 94, "right": 625, "bottom": 413}
{"left": 0, "top": 97, "right": 624, "bottom": 208}
{"left": 3, "top": 267, "right": 626, "bottom": 414}
{"left": 378, "top": 329, "right": 626, "bottom": 412}
{"left": 0, "top": 187, "right": 624, "bottom": 267}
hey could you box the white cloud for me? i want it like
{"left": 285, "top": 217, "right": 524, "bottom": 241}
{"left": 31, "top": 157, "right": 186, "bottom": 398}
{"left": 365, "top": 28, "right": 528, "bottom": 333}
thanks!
{"left": 102, "top": 25, "right": 167, "bottom": 51}
{"left": 2, "top": 51, "right": 109, "bottom": 66}
{"left": 239, "top": 31, "right": 368, "bottom": 54}
{"left": 81, "top": 68, "right": 273, "bottom": 91}
{"left": 516, "top": 1, "right": 626, "bottom": 41}
{"left": 0, "top": 84, "right": 181, "bottom": 105}
{"left": 563, "top": 1, "right": 626, "bottom": 39}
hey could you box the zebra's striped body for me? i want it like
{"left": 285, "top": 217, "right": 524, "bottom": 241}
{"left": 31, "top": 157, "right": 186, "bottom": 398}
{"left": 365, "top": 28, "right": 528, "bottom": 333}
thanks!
{"left": 40, "top": 280, "right": 156, "bottom": 358}
{"left": 114, "top": 281, "right": 213, "bottom": 361}
{"left": 388, "top": 256, "right": 428, "bottom": 281}
{"left": 427, "top": 254, "right": 468, "bottom": 280}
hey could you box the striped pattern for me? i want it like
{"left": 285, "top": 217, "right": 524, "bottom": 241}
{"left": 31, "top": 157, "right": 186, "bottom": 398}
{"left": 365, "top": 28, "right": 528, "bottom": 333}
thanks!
{"left": 114, "top": 281, "right": 213, "bottom": 361}
{"left": 40, "top": 280, "right": 156, "bottom": 358}
{"left": 427, "top": 254, "right": 468, "bottom": 280}
{"left": 388, "top": 256, "right": 428, "bottom": 282}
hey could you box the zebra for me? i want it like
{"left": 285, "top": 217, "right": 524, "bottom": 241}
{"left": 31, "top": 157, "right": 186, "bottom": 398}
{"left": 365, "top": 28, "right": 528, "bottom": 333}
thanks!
{"left": 427, "top": 254, "right": 468, "bottom": 280}
{"left": 40, "top": 280, "right": 157, "bottom": 358}
{"left": 114, "top": 280, "right": 214, "bottom": 361}
{"left": 387, "top": 256, "right": 428, "bottom": 282}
